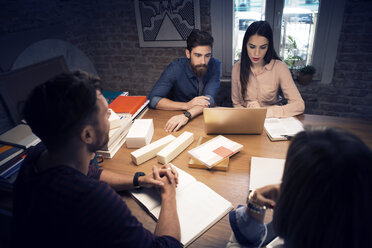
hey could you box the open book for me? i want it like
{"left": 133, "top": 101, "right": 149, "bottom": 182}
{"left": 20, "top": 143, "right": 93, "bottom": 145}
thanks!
{"left": 130, "top": 165, "right": 233, "bottom": 247}
{"left": 264, "top": 117, "right": 304, "bottom": 141}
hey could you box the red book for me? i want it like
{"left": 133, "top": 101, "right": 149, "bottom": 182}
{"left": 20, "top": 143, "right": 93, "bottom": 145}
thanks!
{"left": 109, "top": 96, "right": 147, "bottom": 115}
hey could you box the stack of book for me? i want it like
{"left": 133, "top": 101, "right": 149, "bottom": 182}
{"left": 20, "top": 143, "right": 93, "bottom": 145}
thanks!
{"left": 188, "top": 135, "right": 243, "bottom": 169}
{"left": 109, "top": 95, "right": 149, "bottom": 121}
{"left": 97, "top": 109, "right": 132, "bottom": 158}
{"left": 0, "top": 144, "right": 27, "bottom": 191}
{"left": 0, "top": 124, "right": 41, "bottom": 190}
{"left": 102, "top": 90, "right": 129, "bottom": 104}
{"left": 188, "top": 137, "right": 229, "bottom": 171}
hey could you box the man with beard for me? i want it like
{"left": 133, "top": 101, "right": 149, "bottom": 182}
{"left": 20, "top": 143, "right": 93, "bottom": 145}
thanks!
{"left": 148, "top": 29, "right": 221, "bottom": 132}
{"left": 12, "top": 71, "right": 181, "bottom": 248}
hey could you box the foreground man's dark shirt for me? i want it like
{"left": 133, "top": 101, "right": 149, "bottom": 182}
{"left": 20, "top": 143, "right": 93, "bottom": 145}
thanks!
{"left": 11, "top": 143, "right": 181, "bottom": 248}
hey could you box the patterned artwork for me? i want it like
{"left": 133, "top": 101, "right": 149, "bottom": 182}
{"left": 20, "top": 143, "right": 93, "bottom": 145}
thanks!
{"left": 134, "top": 0, "right": 201, "bottom": 47}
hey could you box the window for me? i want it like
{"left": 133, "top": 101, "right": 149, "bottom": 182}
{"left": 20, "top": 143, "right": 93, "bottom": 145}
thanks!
{"left": 233, "top": 0, "right": 265, "bottom": 62}
{"left": 279, "top": 0, "right": 320, "bottom": 70}
{"left": 211, "top": 0, "right": 346, "bottom": 83}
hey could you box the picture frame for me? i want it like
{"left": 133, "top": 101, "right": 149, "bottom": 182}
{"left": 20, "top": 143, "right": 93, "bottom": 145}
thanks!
{"left": 134, "top": 0, "right": 201, "bottom": 47}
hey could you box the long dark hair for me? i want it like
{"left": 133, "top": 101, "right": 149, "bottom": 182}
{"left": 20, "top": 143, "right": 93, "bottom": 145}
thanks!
{"left": 273, "top": 127, "right": 372, "bottom": 248}
{"left": 239, "top": 21, "right": 280, "bottom": 100}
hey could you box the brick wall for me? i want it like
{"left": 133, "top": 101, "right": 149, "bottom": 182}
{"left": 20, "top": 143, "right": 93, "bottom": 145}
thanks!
{"left": 0, "top": 0, "right": 371, "bottom": 133}
{"left": 0, "top": 0, "right": 210, "bottom": 95}
{"left": 86, "top": 0, "right": 211, "bottom": 96}
{"left": 0, "top": 0, "right": 211, "bottom": 133}
{"left": 298, "top": 0, "right": 372, "bottom": 119}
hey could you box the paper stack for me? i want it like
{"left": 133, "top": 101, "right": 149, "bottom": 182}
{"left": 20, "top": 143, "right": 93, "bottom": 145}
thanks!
{"left": 264, "top": 117, "right": 304, "bottom": 141}
{"left": 97, "top": 110, "right": 132, "bottom": 158}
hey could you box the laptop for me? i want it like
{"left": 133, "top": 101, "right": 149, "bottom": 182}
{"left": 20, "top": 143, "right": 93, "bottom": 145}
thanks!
{"left": 203, "top": 107, "right": 267, "bottom": 134}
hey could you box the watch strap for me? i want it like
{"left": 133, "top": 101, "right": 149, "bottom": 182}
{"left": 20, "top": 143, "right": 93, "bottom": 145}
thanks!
{"left": 184, "top": 110, "right": 192, "bottom": 120}
{"left": 133, "top": 172, "right": 145, "bottom": 187}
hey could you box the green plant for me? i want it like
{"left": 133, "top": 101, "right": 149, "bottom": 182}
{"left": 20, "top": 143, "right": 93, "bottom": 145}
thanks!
{"left": 299, "top": 65, "right": 316, "bottom": 75}
{"left": 284, "top": 35, "right": 303, "bottom": 70}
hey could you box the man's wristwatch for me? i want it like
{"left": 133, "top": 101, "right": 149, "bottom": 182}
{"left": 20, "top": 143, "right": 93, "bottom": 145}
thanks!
{"left": 133, "top": 172, "right": 146, "bottom": 187}
{"left": 183, "top": 110, "right": 192, "bottom": 120}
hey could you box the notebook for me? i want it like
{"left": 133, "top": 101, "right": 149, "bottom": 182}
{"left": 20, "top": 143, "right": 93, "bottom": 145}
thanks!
{"left": 203, "top": 108, "right": 267, "bottom": 134}
{"left": 130, "top": 165, "right": 233, "bottom": 247}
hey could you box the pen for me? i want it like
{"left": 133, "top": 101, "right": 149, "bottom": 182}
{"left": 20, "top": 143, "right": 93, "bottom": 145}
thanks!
{"left": 281, "top": 135, "right": 293, "bottom": 140}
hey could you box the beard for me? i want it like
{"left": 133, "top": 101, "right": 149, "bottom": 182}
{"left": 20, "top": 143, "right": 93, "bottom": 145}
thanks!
{"left": 191, "top": 63, "right": 208, "bottom": 77}
{"left": 87, "top": 127, "right": 109, "bottom": 153}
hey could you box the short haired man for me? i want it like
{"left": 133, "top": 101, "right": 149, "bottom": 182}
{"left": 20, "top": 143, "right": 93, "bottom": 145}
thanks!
{"left": 148, "top": 29, "right": 221, "bottom": 132}
{"left": 12, "top": 71, "right": 181, "bottom": 248}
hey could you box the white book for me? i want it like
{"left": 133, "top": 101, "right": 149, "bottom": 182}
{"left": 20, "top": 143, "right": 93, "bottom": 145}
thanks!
{"left": 97, "top": 134, "right": 126, "bottom": 158}
{"left": 108, "top": 109, "right": 125, "bottom": 130}
{"left": 249, "top": 157, "right": 285, "bottom": 191}
{"left": 188, "top": 135, "right": 243, "bottom": 168}
{"left": 126, "top": 119, "right": 154, "bottom": 148}
{"left": 101, "top": 117, "right": 132, "bottom": 150}
{"left": 264, "top": 117, "right": 304, "bottom": 141}
{"left": 131, "top": 134, "right": 176, "bottom": 165}
{"left": 157, "top": 131, "right": 194, "bottom": 164}
{"left": 130, "top": 165, "right": 233, "bottom": 247}
{"left": 0, "top": 124, "right": 41, "bottom": 149}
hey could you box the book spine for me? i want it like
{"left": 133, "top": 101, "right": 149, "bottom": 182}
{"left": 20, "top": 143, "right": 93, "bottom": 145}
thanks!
{"left": 0, "top": 158, "right": 24, "bottom": 179}
{"left": 0, "top": 145, "right": 23, "bottom": 166}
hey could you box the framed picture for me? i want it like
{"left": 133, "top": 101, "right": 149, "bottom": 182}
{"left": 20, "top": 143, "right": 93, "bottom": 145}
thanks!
{"left": 134, "top": 0, "right": 201, "bottom": 47}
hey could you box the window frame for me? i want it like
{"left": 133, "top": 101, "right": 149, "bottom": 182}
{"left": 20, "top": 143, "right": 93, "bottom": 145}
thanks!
{"left": 211, "top": 0, "right": 346, "bottom": 84}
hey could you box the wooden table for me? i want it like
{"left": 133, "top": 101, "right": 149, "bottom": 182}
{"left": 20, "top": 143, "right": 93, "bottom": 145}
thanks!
{"left": 102, "top": 110, "right": 372, "bottom": 248}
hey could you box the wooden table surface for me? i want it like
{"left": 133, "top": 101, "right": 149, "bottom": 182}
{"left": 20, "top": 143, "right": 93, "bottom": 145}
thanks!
{"left": 102, "top": 110, "right": 372, "bottom": 248}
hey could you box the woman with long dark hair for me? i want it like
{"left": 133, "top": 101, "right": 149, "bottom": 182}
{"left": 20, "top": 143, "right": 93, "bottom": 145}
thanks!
{"left": 231, "top": 21, "right": 304, "bottom": 118}
{"left": 227, "top": 127, "right": 372, "bottom": 248}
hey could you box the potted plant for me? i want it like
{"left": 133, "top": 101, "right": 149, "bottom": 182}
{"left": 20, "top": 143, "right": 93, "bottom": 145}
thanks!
{"left": 284, "top": 35, "right": 303, "bottom": 77}
{"left": 298, "top": 65, "right": 316, "bottom": 85}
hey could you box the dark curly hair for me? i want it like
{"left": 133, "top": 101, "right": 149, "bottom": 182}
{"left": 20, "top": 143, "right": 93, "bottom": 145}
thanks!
{"left": 23, "top": 70, "right": 101, "bottom": 150}
{"left": 186, "top": 29, "right": 214, "bottom": 52}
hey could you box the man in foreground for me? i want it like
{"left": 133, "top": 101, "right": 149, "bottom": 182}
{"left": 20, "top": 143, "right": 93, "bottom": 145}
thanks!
{"left": 12, "top": 71, "right": 181, "bottom": 248}
{"left": 148, "top": 29, "right": 221, "bottom": 132}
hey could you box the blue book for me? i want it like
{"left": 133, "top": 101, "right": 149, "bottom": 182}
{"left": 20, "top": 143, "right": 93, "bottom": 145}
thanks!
{"left": 0, "top": 158, "right": 24, "bottom": 179}
{"left": 0, "top": 144, "right": 24, "bottom": 166}
{"left": 102, "top": 91, "right": 129, "bottom": 104}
